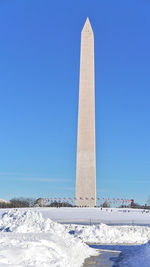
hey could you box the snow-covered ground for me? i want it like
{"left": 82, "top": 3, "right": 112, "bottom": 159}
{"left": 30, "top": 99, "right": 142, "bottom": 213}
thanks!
{"left": 39, "top": 207, "right": 150, "bottom": 225}
{"left": 0, "top": 207, "right": 150, "bottom": 266}
{"left": 1, "top": 207, "right": 150, "bottom": 225}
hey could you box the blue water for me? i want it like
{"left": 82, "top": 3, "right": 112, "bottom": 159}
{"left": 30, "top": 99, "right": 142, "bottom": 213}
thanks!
{"left": 89, "top": 242, "right": 150, "bottom": 266}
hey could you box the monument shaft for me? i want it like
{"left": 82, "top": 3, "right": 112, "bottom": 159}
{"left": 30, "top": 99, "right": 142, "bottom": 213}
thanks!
{"left": 76, "top": 18, "right": 96, "bottom": 207}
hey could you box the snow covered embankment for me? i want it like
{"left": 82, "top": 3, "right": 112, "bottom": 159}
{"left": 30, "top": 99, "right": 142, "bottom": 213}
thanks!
{"left": 0, "top": 210, "right": 97, "bottom": 267}
{"left": 67, "top": 223, "right": 150, "bottom": 244}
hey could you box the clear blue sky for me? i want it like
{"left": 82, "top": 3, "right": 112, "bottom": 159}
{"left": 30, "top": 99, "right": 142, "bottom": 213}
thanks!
{"left": 0, "top": 0, "right": 150, "bottom": 204}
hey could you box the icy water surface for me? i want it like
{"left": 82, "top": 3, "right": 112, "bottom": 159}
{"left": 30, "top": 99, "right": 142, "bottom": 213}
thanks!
{"left": 83, "top": 249, "right": 120, "bottom": 266}
{"left": 83, "top": 244, "right": 143, "bottom": 267}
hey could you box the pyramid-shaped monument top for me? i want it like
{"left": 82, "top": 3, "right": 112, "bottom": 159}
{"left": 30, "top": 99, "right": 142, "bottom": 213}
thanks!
{"left": 82, "top": 17, "right": 93, "bottom": 34}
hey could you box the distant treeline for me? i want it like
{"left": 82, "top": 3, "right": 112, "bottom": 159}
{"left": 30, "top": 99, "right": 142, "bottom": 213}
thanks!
{"left": 0, "top": 198, "right": 73, "bottom": 208}
{"left": 0, "top": 197, "right": 150, "bottom": 209}
{"left": 120, "top": 202, "right": 150, "bottom": 210}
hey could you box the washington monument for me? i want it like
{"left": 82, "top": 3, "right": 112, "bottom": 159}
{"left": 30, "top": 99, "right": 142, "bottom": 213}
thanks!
{"left": 75, "top": 18, "right": 96, "bottom": 207}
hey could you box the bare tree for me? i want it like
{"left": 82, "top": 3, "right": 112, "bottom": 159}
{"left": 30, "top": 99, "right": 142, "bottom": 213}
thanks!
{"left": 10, "top": 197, "right": 36, "bottom": 208}
{"left": 146, "top": 195, "right": 150, "bottom": 206}
{"left": 101, "top": 201, "right": 110, "bottom": 208}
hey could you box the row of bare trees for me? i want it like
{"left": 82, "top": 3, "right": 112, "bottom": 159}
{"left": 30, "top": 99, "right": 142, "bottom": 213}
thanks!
{"left": 0, "top": 198, "right": 73, "bottom": 208}
{"left": 0, "top": 197, "right": 150, "bottom": 209}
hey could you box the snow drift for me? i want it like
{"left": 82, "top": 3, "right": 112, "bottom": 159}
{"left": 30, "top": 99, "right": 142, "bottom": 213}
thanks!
{"left": 1, "top": 209, "right": 150, "bottom": 266}
{"left": 0, "top": 210, "right": 97, "bottom": 267}
{"left": 67, "top": 223, "right": 150, "bottom": 244}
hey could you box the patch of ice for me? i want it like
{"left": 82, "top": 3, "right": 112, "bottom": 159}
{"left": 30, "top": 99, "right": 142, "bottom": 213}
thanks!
{"left": 120, "top": 241, "right": 150, "bottom": 267}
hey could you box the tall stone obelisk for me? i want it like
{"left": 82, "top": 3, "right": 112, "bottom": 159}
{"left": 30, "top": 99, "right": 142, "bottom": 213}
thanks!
{"left": 76, "top": 18, "right": 96, "bottom": 207}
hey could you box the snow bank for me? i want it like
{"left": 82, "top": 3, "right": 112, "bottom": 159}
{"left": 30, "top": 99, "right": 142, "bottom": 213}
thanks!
{"left": 67, "top": 223, "right": 150, "bottom": 244}
{"left": 0, "top": 209, "right": 64, "bottom": 233}
{"left": 1, "top": 209, "right": 150, "bottom": 266}
{"left": 0, "top": 210, "right": 97, "bottom": 267}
